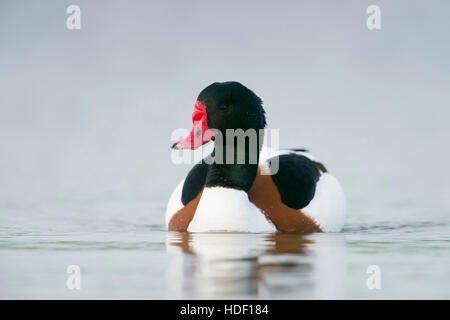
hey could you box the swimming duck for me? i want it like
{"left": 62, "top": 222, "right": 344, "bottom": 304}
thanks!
{"left": 166, "top": 82, "right": 346, "bottom": 233}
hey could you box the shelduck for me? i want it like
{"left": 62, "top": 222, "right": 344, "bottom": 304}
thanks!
{"left": 166, "top": 82, "right": 346, "bottom": 233}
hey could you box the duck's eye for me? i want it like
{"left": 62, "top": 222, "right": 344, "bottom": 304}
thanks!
{"left": 218, "top": 104, "right": 228, "bottom": 111}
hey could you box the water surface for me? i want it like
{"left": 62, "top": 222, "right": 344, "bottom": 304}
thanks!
{"left": 1, "top": 204, "right": 449, "bottom": 299}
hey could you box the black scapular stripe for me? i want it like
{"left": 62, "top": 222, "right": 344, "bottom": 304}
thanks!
{"left": 267, "top": 153, "right": 320, "bottom": 209}
{"left": 288, "top": 148, "right": 309, "bottom": 152}
{"left": 181, "top": 161, "right": 208, "bottom": 205}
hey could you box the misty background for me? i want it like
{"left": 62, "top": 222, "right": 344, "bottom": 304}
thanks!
{"left": 1, "top": 0, "right": 449, "bottom": 227}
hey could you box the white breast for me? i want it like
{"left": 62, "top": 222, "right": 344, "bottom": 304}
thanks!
{"left": 188, "top": 187, "right": 276, "bottom": 233}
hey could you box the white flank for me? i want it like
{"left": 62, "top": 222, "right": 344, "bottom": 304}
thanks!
{"left": 165, "top": 178, "right": 185, "bottom": 226}
{"left": 188, "top": 187, "right": 276, "bottom": 233}
{"left": 302, "top": 173, "right": 346, "bottom": 232}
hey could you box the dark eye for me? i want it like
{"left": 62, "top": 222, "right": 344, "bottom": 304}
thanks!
{"left": 219, "top": 104, "right": 228, "bottom": 111}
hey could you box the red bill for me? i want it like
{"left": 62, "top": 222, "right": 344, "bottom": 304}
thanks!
{"left": 171, "top": 101, "right": 214, "bottom": 150}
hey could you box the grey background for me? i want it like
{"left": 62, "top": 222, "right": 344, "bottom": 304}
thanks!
{"left": 1, "top": 0, "right": 449, "bottom": 224}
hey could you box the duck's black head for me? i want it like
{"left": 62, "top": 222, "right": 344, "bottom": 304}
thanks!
{"left": 198, "top": 81, "right": 266, "bottom": 134}
{"left": 171, "top": 82, "right": 267, "bottom": 191}
{"left": 171, "top": 81, "right": 266, "bottom": 150}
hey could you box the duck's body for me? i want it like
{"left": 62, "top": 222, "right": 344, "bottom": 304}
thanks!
{"left": 166, "top": 148, "right": 346, "bottom": 232}
{"left": 166, "top": 82, "right": 346, "bottom": 233}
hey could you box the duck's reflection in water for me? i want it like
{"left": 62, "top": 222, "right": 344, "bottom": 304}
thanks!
{"left": 166, "top": 231, "right": 346, "bottom": 299}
